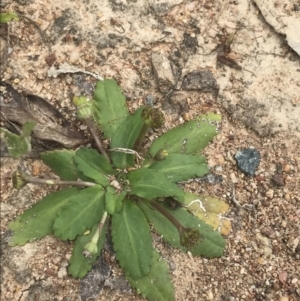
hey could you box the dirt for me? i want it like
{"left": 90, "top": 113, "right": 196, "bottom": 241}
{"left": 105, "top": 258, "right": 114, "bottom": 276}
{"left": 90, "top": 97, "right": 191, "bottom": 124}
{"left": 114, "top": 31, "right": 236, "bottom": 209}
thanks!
{"left": 1, "top": 0, "right": 300, "bottom": 301}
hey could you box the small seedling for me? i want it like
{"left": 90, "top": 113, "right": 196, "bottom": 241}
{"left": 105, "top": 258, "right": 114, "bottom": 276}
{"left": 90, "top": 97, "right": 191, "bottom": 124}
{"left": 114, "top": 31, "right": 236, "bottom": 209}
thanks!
{"left": 8, "top": 79, "right": 229, "bottom": 301}
{"left": 0, "top": 12, "right": 19, "bottom": 23}
{"left": 0, "top": 121, "right": 36, "bottom": 158}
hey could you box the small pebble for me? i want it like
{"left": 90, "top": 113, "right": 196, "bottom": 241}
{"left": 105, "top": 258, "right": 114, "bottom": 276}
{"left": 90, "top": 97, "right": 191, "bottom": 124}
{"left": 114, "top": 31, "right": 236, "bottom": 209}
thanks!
{"left": 215, "top": 165, "right": 223, "bottom": 172}
{"left": 61, "top": 99, "right": 70, "bottom": 108}
{"left": 230, "top": 172, "right": 238, "bottom": 183}
{"left": 61, "top": 260, "right": 69, "bottom": 268}
{"left": 207, "top": 289, "right": 213, "bottom": 300}
{"left": 169, "top": 261, "right": 176, "bottom": 271}
{"left": 266, "top": 189, "right": 274, "bottom": 199}
{"left": 53, "top": 256, "right": 62, "bottom": 265}
{"left": 235, "top": 148, "right": 260, "bottom": 176}
{"left": 215, "top": 154, "right": 225, "bottom": 164}
{"left": 273, "top": 282, "right": 280, "bottom": 290}
{"left": 187, "top": 251, "right": 193, "bottom": 260}
{"left": 291, "top": 278, "right": 298, "bottom": 284}
{"left": 272, "top": 174, "right": 285, "bottom": 186}
{"left": 145, "top": 95, "right": 154, "bottom": 106}
{"left": 182, "top": 112, "right": 190, "bottom": 121}
{"left": 45, "top": 268, "right": 56, "bottom": 276}
{"left": 79, "top": 124, "right": 87, "bottom": 130}
{"left": 256, "top": 233, "right": 272, "bottom": 257}
{"left": 283, "top": 164, "right": 290, "bottom": 172}
{"left": 257, "top": 257, "right": 265, "bottom": 264}
{"left": 279, "top": 296, "right": 289, "bottom": 301}
{"left": 57, "top": 267, "right": 68, "bottom": 278}
{"left": 278, "top": 271, "right": 288, "bottom": 284}
{"left": 181, "top": 71, "right": 219, "bottom": 94}
{"left": 255, "top": 175, "right": 265, "bottom": 182}
{"left": 186, "top": 2, "right": 196, "bottom": 11}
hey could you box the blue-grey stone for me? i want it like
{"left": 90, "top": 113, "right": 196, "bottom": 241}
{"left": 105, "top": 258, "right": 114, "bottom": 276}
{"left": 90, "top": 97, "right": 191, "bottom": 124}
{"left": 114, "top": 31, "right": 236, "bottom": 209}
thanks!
{"left": 235, "top": 148, "right": 260, "bottom": 176}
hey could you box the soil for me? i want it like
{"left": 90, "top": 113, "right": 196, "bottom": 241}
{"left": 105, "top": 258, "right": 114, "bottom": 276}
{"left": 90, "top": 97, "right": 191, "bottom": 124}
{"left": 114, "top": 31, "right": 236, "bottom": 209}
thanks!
{"left": 1, "top": 1, "right": 299, "bottom": 301}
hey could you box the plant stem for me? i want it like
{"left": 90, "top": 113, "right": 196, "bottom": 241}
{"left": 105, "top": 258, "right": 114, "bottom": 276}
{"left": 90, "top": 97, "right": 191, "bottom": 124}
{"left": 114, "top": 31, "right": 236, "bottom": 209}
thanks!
{"left": 134, "top": 123, "right": 149, "bottom": 151}
{"left": 149, "top": 199, "right": 185, "bottom": 231}
{"left": 149, "top": 199, "right": 201, "bottom": 248}
{"left": 142, "top": 156, "right": 154, "bottom": 168}
{"left": 84, "top": 117, "right": 111, "bottom": 163}
{"left": 84, "top": 211, "right": 108, "bottom": 256}
{"left": 90, "top": 211, "right": 108, "bottom": 244}
{"left": 98, "top": 210, "right": 108, "bottom": 234}
{"left": 22, "top": 174, "right": 96, "bottom": 187}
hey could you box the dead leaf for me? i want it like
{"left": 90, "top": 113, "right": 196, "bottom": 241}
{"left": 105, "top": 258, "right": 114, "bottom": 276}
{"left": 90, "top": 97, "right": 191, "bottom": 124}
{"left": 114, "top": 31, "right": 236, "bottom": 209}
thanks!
{"left": 48, "top": 62, "right": 103, "bottom": 80}
{"left": 0, "top": 81, "right": 86, "bottom": 154}
{"left": 217, "top": 54, "right": 242, "bottom": 70}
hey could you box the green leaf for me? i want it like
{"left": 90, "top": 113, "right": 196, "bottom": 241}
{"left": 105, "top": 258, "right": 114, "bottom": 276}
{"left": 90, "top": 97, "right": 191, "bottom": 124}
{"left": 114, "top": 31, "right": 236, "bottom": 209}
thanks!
{"left": 8, "top": 187, "right": 79, "bottom": 246}
{"left": 22, "top": 121, "right": 36, "bottom": 136}
{"left": 41, "top": 149, "right": 96, "bottom": 182}
{"left": 127, "top": 250, "right": 174, "bottom": 301}
{"left": 0, "top": 121, "right": 36, "bottom": 158}
{"left": 139, "top": 201, "right": 225, "bottom": 258}
{"left": 128, "top": 169, "right": 185, "bottom": 202}
{"left": 53, "top": 186, "right": 105, "bottom": 240}
{"left": 149, "top": 154, "right": 209, "bottom": 182}
{"left": 149, "top": 113, "right": 221, "bottom": 156}
{"left": 74, "top": 148, "right": 114, "bottom": 186}
{"left": 105, "top": 186, "right": 126, "bottom": 215}
{"left": 110, "top": 107, "right": 145, "bottom": 168}
{"left": 0, "top": 12, "right": 19, "bottom": 23}
{"left": 41, "top": 150, "right": 80, "bottom": 180}
{"left": 68, "top": 221, "right": 107, "bottom": 278}
{"left": 93, "top": 79, "right": 128, "bottom": 138}
{"left": 111, "top": 199, "right": 152, "bottom": 280}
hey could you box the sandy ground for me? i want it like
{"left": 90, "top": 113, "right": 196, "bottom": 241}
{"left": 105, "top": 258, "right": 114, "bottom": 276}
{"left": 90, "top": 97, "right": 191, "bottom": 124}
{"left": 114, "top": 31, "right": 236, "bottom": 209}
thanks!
{"left": 0, "top": 0, "right": 299, "bottom": 301}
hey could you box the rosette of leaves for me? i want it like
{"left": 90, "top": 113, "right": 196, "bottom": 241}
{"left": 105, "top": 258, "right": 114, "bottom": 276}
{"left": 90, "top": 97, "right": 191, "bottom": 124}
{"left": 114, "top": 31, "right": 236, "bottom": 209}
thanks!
{"left": 9, "top": 79, "right": 227, "bottom": 301}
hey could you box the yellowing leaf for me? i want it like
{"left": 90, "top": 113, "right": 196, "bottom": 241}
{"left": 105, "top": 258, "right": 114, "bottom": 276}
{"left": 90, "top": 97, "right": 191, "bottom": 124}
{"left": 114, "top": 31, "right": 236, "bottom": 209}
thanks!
{"left": 183, "top": 192, "right": 231, "bottom": 235}
{"left": 139, "top": 201, "right": 225, "bottom": 258}
{"left": 220, "top": 220, "right": 231, "bottom": 236}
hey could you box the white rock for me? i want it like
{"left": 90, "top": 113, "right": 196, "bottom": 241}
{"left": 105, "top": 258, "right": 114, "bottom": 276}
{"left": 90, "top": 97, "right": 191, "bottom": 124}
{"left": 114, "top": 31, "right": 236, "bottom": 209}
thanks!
{"left": 57, "top": 267, "right": 68, "bottom": 279}
{"left": 253, "top": 0, "right": 300, "bottom": 55}
{"left": 266, "top": 189, "right": 274, "bottom": 199}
